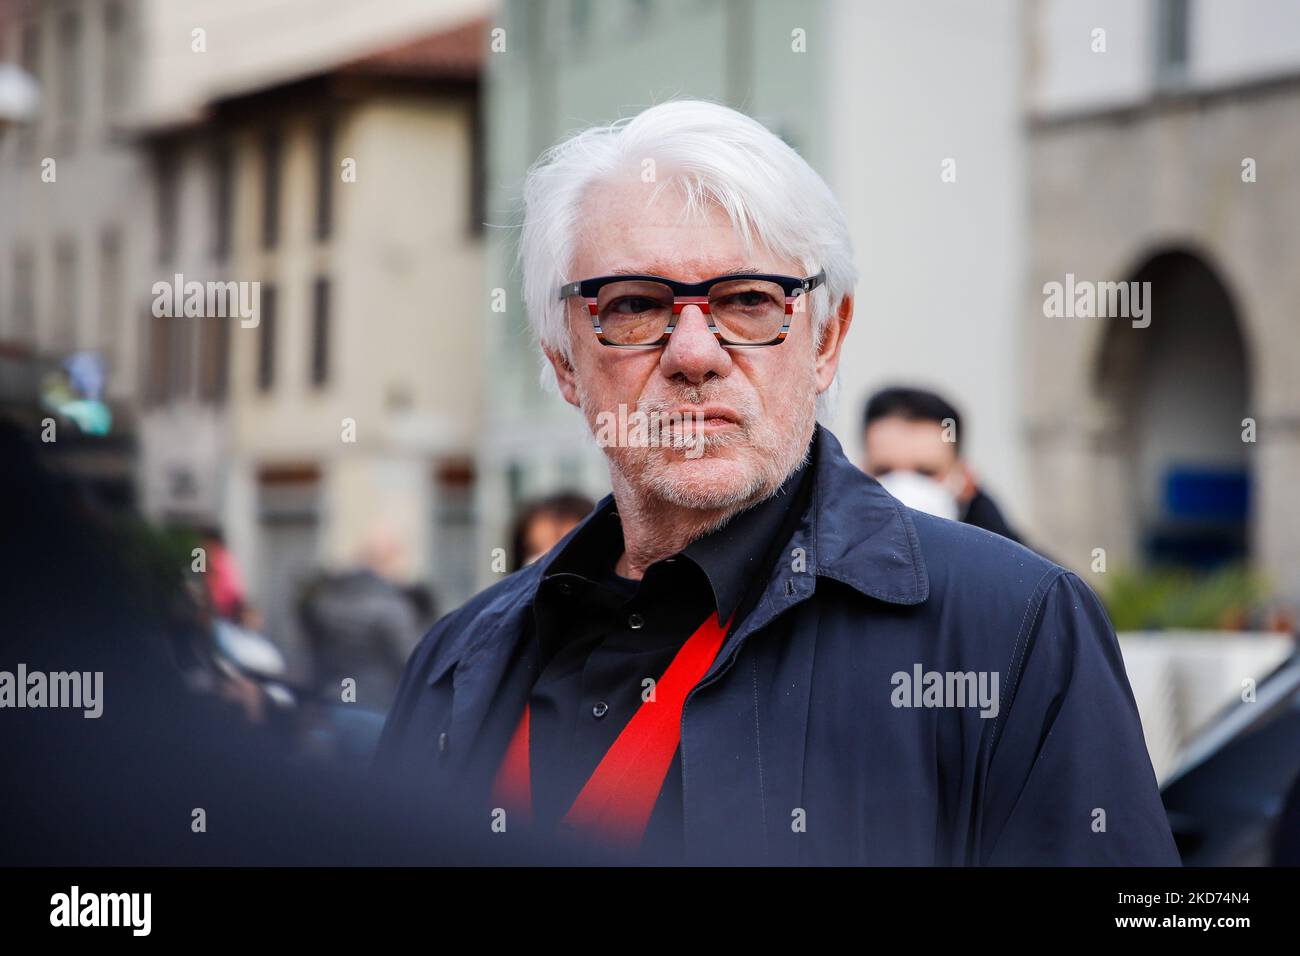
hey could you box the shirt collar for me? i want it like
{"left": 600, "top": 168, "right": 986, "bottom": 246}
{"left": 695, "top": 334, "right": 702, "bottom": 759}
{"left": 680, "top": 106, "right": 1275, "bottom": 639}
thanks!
{"left": 679, "top": 445, "right": 813, "bottom": 622}
{"left": 538, "top": 444, "right": 814, "bottom": 623}
{"left": 535, "top": 423, "right": 928, "bottom": 611}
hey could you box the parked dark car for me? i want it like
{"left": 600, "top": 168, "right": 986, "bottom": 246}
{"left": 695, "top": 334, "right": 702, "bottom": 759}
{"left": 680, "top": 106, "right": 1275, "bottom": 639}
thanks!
{"left": 1161, "top": 650, "right": 1300, "bottom": 865}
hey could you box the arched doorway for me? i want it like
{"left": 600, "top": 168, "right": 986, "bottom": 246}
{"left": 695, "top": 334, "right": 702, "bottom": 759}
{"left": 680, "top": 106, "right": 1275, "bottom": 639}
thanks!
{"left": 1093, "top": 250, "right": 1251, "bottom": 570}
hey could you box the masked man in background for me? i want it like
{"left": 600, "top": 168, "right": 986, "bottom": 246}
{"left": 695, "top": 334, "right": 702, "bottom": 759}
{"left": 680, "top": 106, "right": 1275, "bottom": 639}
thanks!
{"left": 861, "top": 386, "right": 1022, "bottom": 542}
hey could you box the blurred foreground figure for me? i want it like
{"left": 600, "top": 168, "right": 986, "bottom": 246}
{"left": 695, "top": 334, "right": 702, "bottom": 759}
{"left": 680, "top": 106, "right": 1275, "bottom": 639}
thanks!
{"left": 862, "top": 386, "right": 1022, "bottom": 542}
{"left": 0, "top": 420, "right": 592, "bottom": 865}
{"left": 376, "top": 100, "right": 1179, "bottom": 865}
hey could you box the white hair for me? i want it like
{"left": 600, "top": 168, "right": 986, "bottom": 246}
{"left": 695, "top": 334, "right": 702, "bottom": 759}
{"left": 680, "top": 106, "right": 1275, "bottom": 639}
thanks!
{"left": 517, "top": 98, "right": 858, "bottom": 415}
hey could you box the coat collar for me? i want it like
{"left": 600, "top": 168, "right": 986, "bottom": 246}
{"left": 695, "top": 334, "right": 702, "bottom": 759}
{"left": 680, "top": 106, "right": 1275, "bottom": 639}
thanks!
{"left": 801, "top": 423, "right": 930, "bottom": 606}
{"left": 533, "top": 422, "right": 928, "bottom": 607}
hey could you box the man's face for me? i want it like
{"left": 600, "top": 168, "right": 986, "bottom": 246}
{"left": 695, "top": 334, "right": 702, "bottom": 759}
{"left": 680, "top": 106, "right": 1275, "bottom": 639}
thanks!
{"left": 547, "top": 177, "right": 852, "bottom": 512}
{"left": 862, "top": 416, "right": 962, "bottom": 487}
{"left": 521, "top": 511, "right": 583, "bottom": 567}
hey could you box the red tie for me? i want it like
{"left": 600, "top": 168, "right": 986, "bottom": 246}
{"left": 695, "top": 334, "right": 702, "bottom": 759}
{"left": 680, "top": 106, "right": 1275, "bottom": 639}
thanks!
{"left": 491, "top": 610, "right": 731, "bottom": 850}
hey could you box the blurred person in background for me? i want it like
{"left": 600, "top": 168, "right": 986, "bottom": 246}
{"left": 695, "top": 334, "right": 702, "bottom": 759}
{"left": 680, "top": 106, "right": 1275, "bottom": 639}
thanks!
{"left": 510, "top": 492, "right": 596, "bottom": 571}
{"left": 401, "top": 582, "right": 440, "bottom": 635}
{"left": 298, "top": 525, "right": 422, "bottom": 715}
{"left": 0, "top": 418, "right": 590, "bottom": 865}
{"left": 862, "top": 386, "right": 1022, "bottom": 543}
{"left": 198, "top": 527, "right": 249, "bottom": 623}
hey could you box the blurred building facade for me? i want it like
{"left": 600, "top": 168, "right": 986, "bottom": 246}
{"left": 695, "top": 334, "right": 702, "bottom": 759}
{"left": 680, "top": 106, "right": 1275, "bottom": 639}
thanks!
{"left": 1, "top": 0, "right": 491, "bottom": 673}
{"left": 1025, "top": 0, "right": 1300, "bottom": 600}
{"left": 0, "top": 0, "right": 149, "bottom": 510}
{"left": 137, "top": 23, "right": 488, "bottom": 672}
{"left": 4, "top": 0, "right": 1297, "bottom": 631}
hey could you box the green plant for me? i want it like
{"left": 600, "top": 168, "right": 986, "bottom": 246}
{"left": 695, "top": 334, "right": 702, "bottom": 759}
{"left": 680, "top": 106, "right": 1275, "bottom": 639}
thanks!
{"left": 1101, "top": 564, "right": 1270, "bottom": 632}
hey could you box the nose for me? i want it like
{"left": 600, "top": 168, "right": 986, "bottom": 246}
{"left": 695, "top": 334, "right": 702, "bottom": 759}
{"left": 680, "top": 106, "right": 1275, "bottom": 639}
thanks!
{"left": 659, "top": 303, "right": 732, "bottom": 385}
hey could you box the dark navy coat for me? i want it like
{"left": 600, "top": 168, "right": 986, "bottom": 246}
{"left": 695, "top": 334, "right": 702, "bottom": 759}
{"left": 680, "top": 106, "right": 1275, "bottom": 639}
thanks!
{"left": 375, "top": 426, "right": 1180, "bottom": 866}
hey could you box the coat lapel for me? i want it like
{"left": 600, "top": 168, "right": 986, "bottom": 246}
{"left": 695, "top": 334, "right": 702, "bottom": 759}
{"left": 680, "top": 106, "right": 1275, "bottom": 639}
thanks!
{"left": 435, "top": 596, "right": 533, "bottom": 777}
{"left": 680, "top": 426, "right": 930, "bottom": 863}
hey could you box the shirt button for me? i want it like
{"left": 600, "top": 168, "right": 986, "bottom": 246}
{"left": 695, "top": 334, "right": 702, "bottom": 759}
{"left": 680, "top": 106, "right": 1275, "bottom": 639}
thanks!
{"left": 592, "top": 701, "right": 609, "bottom": 718}
{"left": 555, "top": 580, "right": 573, "bottom": 596}
{"left": 628, "top": 612, "right": 645, "bottom": 630}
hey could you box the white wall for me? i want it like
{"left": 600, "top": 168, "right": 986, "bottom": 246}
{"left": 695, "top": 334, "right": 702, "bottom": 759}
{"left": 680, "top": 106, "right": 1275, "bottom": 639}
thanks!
{"left": 1194, "top": 0, "right": 1300, "bottom": 84}
{"left": 1030, "top": 0, "right": 1300, "bottom": 117}
{"left": 825, "top": 0, "right": 1028, "bottom": 527}
{"left": 1028, "top": 0, "right": 1154, "bottom": 114}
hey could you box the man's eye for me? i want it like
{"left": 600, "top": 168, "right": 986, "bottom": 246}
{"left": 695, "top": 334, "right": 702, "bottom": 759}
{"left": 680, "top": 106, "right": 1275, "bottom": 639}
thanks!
{"left": 719, "top": 291, "right": 775, "bottom": 308}
{"left": 610, "top": 297, "right": 661, "bottom": 315}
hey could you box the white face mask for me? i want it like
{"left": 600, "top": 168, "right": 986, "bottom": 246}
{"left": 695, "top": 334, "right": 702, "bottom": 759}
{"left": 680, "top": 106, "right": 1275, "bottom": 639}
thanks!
{"left": 875, "top": 470, "right": 960, "bottom": 521}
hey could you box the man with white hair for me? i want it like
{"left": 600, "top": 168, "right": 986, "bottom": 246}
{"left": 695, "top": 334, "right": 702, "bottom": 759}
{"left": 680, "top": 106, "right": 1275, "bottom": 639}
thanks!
{"left": 376, "top": 99, "right": 1179, "bottom": 866}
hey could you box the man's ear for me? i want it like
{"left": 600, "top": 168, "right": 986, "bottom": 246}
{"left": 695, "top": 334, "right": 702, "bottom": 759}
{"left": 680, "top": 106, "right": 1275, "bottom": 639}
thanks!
{"left": 814, "top": 293, "right": 855, "bottom": 392}
{"left": 543, "top": 344, "right": 582, "bottom": 408}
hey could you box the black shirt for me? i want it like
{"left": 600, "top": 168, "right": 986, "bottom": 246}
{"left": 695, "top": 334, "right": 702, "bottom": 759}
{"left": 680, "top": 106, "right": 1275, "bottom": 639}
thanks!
{"left": 488, "top": 443, "right": 815, "bottom": 859}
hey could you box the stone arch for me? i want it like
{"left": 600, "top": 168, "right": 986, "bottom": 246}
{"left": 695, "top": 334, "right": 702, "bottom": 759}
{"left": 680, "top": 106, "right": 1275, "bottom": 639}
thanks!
{"left": 1089, "top": 246, "right": 1253, "bottom": 571}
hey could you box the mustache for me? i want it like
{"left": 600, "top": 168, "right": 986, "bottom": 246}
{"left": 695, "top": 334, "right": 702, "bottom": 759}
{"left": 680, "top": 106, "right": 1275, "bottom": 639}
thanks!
{"left": 636, "top": 387, "right": 757, "bottom": 427}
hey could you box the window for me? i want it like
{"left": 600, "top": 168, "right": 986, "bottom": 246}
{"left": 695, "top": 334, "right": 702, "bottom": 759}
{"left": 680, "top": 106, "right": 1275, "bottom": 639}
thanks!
{"left": 145, "top": 310, "right": 171, "bottom": 405}
{"left": 433, "top": 460, "right": 478, "bottom": 608}
{"left": 53, "top": 238, "right": 77, "bottom": 352}
{"left": 18, "top": 20, "right": 40, "bottom": 156}
{"left": 199, "top": 310, "right": 230, "bottom": 404}
{"left": 57, "top": 9, "right": 80, "bottom": 148}
{"left": 211, "top": 144, "right": 233, "bottom": 263}
{"left": 12, "top": 247, "right": 35, "bottom": 345}
{"left": 1155, "top": 0, "right": 1191, "bottom": 88}
{"left": 314, "top": 120, "right": 334, "bottom": 241}
{"left": 169, "top": 300, "right": 194, "bottom": 399}
{"left": 156, "top": 152, "right": 179, "bottom": 264}
{"left": 261, "top": 131, "right": 282, "bottom": 250}
{"left": 99, "top": 229, "right": 122, "bottom": 363}
{"left": 104, "top": 1, "right": 127, "bottom": 118}
{"left": 257, "top": 284, "right": 277, "bottom": 392}
{"left": 309, "top": 277, "right": 330, "bottom": 387}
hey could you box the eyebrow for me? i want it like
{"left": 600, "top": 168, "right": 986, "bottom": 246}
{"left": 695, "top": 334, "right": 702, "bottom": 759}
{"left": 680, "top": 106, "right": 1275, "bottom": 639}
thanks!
{"left": 606, "top": 265, "right": 764, "bottom": 278}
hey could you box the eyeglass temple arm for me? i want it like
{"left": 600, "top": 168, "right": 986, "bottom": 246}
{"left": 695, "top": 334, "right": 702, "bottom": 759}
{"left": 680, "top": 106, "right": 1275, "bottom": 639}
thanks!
{"left": 802, "top": 269, "right": 826, "bottom": 293}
